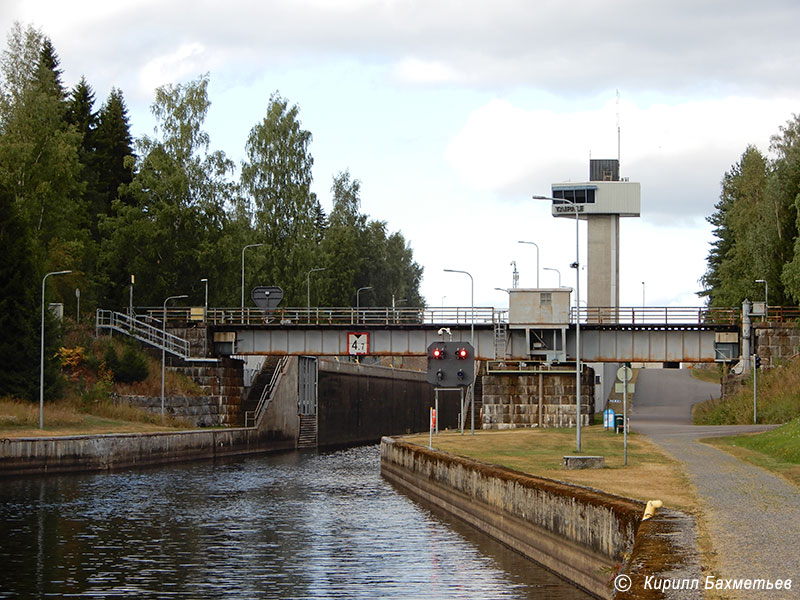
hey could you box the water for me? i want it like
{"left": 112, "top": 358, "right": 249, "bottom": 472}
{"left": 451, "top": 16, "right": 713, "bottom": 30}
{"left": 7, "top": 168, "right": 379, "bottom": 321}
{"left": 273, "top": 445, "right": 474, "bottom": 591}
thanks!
{"left": 0, "top": 445, "right": 590, "bottom": 599}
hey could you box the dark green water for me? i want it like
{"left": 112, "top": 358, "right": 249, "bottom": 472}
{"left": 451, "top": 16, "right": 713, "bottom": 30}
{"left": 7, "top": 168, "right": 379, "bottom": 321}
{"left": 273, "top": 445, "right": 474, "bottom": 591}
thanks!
{"left": 0, "top": 445, "right": 590, "bottom": 599}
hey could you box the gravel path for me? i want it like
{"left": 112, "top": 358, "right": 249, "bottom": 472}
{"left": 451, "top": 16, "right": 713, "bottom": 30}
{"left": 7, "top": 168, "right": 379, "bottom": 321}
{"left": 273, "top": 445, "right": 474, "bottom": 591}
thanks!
{"left": 632, "top": 369, "right": 800, "bottom": 598}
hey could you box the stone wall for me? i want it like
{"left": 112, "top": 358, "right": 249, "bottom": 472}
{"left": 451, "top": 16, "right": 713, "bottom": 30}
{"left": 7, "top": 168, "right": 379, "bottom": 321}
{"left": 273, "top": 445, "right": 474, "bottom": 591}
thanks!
{"left": 381, "top": 437, "right": 639, "bottom": 598}
{"left": 114, "top": 395, "right": 225, "bottom": 427}
{"left": 381, "top": 437, "right": 701, "bottom": 600}
{"left": 481, "top": 368, "right": 595, "bottom": 429}
{"left": 754, "top": 323, "right": 800, "bottom": 368}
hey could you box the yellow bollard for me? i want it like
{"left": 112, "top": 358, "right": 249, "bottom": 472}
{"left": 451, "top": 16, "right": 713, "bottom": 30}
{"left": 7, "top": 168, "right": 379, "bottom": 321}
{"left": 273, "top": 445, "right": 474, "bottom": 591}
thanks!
{"left": 642, "top": 499, "right": 663, "bottom": 521}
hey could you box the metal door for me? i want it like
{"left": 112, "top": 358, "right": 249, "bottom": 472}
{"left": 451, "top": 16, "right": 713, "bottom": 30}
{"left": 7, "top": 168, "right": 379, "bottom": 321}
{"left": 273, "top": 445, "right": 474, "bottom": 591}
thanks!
{"left": 298, "top": 356, "right": 318, "bottom": 415}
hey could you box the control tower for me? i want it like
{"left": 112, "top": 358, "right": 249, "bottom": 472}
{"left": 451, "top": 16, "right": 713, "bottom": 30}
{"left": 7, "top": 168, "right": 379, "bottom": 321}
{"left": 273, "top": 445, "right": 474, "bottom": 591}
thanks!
{"left": 550, "top": 159, "right": 640, "bottom": 308}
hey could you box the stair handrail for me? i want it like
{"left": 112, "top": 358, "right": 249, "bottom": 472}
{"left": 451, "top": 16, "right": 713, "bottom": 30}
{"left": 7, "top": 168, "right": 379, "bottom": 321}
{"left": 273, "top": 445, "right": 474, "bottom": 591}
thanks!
{"left": 245, "top": 356, "right": 289, "bottom": 428}
{"left": 96, "top": 309, "right": 190, "bottom": 359}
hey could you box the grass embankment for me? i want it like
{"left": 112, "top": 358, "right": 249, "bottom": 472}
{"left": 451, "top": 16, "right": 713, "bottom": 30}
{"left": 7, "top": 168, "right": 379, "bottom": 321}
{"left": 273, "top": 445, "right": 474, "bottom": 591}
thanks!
{"left": 704, "top": 416, "right": 800, "bottom": 488}
{"left": 693, "top": 357, "right": 800, "bottom": 425}
{"left": 405, "top": 427, "right": 698, "bottom": 511}
{"left": 0, "top": 322, "right": 200, "bottom": 438}
{"left": 691, "top": 356, "right": 800, "bottom": 488}
{"left": 0, "top": 396, "right": 193, "bottom": 437}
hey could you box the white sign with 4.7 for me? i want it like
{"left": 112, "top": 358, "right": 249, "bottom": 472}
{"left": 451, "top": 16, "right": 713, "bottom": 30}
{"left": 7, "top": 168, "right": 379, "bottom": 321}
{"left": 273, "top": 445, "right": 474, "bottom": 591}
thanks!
{"left": 348, "top": 332, "right": 369, "bottom": 355}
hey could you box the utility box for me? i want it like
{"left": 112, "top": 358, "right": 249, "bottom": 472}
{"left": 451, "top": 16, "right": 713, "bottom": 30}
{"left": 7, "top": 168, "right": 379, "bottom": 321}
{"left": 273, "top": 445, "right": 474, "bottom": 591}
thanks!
{"left": 508, "top": 288, "right": 571, "bottom": 327}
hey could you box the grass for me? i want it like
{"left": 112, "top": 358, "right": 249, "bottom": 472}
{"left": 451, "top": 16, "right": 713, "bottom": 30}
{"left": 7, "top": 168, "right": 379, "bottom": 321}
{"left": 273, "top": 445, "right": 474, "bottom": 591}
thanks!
{"left": 702, "top": 416, "right": 800, "bottom": 488}
{"left": 0, "top": 396, "right": 194, "bottom": 437}
{"left": 693, "top": 356, "right": 800, "bottom": 425}
{"left": 404, "top": 426, "right": 699, "bottom": 511}
{"left": 689, "top": 364, "right": 722, "bottom": 385}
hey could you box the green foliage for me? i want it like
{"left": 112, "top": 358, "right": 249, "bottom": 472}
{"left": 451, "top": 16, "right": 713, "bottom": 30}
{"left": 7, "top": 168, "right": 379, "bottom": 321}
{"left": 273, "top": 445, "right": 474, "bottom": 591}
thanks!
{"left": 693, "top": 358, "right": 800, "bottom": 425}
{"left": 0, "top": 23, "right": 428, "bottom": 410}
{"left": 103, "top": 342, "right": 148, "bottom": 383}
{"left": 702, "top": 115, "right": 800, "bottom": 305}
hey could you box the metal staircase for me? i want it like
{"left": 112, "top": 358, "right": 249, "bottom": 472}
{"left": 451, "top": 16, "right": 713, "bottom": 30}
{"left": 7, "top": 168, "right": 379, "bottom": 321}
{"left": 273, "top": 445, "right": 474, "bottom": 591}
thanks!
{"left": 95, "top": 309, "right": 216, "bottom": 362}
{"left": 494, "top": 320, "right": 508, "bottom": 359}
{"left": 244, "top": 356, "right": 288, "bottom": 427}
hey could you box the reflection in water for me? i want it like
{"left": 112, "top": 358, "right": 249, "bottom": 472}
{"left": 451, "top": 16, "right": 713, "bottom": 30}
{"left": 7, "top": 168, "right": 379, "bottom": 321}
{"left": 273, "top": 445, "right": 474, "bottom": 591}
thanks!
{"left": 0, "top": 445, "right": 590, "bottom": 599}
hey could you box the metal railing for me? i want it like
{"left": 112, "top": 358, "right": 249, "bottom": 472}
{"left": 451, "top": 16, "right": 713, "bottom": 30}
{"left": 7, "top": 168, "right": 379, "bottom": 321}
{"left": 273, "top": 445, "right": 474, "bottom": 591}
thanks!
{"left": 244, "top": 356, "right": 289, "bottom": 428}
{"left": 142, "top": 306, "right": 503, "bottom": 327}
{"left": 572, "top": 306, "right": 741, "bottom": 326}
{"left": 96, "top": 309, "right": 190, "bottom": 358}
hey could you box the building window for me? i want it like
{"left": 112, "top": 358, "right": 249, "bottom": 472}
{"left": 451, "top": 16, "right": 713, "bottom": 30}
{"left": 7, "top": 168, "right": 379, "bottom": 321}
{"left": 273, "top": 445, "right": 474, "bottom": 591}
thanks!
{"left": 553, "top": 187, "right": 596, "bottom": 204}
{"left": 540, "top": 292, "right": 552, "bottom": 306}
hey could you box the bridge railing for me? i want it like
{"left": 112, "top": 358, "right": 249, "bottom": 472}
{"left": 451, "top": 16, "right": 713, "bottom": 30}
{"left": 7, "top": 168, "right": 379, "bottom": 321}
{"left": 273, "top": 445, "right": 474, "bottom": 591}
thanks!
{"left": 96, "top": 309, "right": 190, "bottom": 358}
{"left": 573, "top": 306, "right": 740, "bottom": 326}
{"left": 141, "top": 306, "right": 503, "bottom": 326}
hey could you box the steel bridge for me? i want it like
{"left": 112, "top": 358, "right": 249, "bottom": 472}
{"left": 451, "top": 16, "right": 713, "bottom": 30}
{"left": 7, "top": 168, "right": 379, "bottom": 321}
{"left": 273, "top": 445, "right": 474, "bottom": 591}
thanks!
{"left": 118, "top": 305, "right": 743, "bottom": 364}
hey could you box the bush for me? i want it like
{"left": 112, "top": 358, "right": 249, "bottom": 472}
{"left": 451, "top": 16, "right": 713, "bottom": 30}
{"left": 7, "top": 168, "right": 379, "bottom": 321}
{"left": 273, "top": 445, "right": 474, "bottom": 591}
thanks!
{"left": 102, "top": 343, "right": 149, "bottom": 384}
{"left": 116, "top": 345, "right": 149, "bottom": 383}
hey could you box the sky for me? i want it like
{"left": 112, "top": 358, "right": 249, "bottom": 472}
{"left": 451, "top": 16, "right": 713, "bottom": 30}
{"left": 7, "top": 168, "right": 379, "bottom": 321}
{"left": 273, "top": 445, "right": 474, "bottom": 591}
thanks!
{"left": 2, "top": 0, "right": 799, "bottom": 309}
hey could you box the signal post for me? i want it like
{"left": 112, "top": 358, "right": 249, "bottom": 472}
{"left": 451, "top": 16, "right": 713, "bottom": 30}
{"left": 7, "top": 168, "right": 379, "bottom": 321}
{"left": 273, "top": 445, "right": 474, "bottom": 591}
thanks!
{"left": 426, "top": 341, "right": 475, "bottom": 435}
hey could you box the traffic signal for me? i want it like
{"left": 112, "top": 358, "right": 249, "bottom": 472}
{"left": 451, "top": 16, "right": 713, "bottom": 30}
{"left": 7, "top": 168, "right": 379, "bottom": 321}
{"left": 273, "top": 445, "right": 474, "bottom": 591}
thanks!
{"left": 754, "top": 354, "right": 761, "bottom": 369}
{"left": 426, "top": 342, "right": 474, "bottom": 386}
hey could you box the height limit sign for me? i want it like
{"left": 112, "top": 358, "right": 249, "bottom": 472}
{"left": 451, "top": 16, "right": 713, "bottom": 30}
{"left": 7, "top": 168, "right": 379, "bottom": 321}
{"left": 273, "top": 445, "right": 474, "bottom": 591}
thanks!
{"left": 348, "top": 332, "right": 369, "bottom": 355}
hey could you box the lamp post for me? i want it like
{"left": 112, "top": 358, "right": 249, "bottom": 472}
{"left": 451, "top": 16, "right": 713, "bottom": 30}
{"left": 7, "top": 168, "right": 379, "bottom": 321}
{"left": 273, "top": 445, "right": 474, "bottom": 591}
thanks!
{"left": 642, "top": 281, "right": 645, "bottom": 308}
{"left": 162, "top": 294, "right": 188, "bottom": 423}
{"left": 241, "top": 243, "right": 264, "bottom": 316}
{"left": 756, "top": 279, "right": 768, "bottom": 317}
{"left": 307, "top": 267, "right": 327, "bottom": 308}
{"left": 443, "top": 269, "right": 474, "bottom": 347}
{"left": 356, "top": 286, "right": 373, "bottom": 312}
{"left": 200, "top": 278, "right": 209, "bottom": 355}
{"left": 40, "top": 270, "right": 72, "bottom": 429}
{"left": 533, "top": 194, "right": 582, "bottom": 451}
{"left": 445, "top": 268, "right": 475, "bottom": 436}
{"left": 543, "top": 267, "right": 561, "bottom": 287}
{"left": 518, "top": 241, "right": 540, "bottom": 288}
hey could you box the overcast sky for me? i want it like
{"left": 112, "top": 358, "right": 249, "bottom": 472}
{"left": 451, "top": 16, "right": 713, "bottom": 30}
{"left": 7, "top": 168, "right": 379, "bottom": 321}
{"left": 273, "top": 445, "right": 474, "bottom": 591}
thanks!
{"left": 3, "top": 0, "right": 798, "bottom": 308}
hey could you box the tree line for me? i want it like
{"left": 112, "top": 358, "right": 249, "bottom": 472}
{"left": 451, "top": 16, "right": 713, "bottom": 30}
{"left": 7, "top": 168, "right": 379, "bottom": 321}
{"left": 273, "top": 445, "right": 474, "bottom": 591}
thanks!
{"left": 0, "top": 23, "right": 423, "bottom": 402}
{"left": 701, "top": 113, "right": 800, "bottom": 308}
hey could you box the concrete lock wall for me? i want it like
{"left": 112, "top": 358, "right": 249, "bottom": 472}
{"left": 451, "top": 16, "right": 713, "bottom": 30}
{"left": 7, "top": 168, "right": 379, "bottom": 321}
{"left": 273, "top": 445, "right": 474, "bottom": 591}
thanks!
{"left": 381, "top": 437, "right": 701, "bottom": 600}
{"left": 482, "top": 368, "right": 595, "bottom": 429}
{"left": 317, "top": 360, "right": 455, "bottom": 447}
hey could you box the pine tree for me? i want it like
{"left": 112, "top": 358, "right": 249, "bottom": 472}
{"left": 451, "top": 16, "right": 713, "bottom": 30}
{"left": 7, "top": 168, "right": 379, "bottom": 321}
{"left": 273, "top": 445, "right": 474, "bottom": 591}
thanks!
{"left": 0, "top": 188, "right": 40, "bottom": 401}
{"left": 93, "top": 87, "right": 134, "bottom": 209}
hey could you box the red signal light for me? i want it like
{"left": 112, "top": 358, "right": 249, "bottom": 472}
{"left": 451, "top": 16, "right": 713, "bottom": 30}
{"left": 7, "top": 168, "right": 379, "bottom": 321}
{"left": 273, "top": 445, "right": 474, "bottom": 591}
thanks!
{"left": 432, "top": 347, "right": 445, "bottom": 359}
{"left": 456, "top": 347, "right": 468, "bottom": 359}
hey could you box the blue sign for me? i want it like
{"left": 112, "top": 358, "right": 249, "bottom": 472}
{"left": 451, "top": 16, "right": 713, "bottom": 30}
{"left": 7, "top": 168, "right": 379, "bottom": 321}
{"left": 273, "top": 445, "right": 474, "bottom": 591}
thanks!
{"left": 604, "top": 409, "right": 616, "bottom": 429}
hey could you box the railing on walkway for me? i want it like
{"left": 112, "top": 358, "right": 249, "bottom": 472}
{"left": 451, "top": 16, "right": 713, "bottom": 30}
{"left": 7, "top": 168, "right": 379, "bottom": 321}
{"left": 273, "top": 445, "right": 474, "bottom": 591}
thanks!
{"left": 126, "top": 304, "right": 800, "bottom": 328}
{"left": 142, "top": 306, "right": 503, "bottom": 327}
{"left": 244, "top": 356, "right": 289, "bottom": 428}
{"left": 96, "top": 309, "right": 190, "bottom": 358}
{"left": 573, "top": 306, "right": 741, "bottom": 326}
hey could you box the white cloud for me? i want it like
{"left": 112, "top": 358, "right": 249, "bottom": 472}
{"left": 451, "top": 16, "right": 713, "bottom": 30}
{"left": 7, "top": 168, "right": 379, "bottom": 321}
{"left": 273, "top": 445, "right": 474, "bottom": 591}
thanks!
{"left": 139, "top": 43, "right": 215, "bottom": 95}
{"left": 444, "top": 95, "right": 797, "bottom": 221}
{"left": 392, "top": 57, "right": 461, "bottom": 85}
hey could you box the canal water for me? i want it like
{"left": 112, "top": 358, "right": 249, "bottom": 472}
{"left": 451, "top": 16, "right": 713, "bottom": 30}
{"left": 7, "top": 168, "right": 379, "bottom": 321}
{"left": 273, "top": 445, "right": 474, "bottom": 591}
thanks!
{"left": 0, "top": 445, "right": 590, "bottom": 599}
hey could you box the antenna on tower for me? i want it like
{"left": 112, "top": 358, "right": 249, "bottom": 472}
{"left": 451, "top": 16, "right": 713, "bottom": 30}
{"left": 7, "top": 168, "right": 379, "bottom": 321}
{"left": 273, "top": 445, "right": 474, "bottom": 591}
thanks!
{"left": 616, "top": 89, "right": 621, "bottom": 175}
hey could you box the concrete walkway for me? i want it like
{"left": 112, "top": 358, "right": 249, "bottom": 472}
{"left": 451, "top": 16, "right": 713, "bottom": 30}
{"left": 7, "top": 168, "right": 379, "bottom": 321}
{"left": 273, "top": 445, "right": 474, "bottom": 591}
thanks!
{"left": 632, "top": 369, "right": 800, "bottom": 598}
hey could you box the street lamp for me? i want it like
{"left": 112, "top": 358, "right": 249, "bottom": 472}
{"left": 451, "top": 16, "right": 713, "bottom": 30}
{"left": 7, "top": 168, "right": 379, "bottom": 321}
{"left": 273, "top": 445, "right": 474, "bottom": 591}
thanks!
{"left": 356, "top": 286, "right": 373, "bottom": 310}
{"left": 40, "top": 270, "right": 71, "bottom": 429}
{"left": 518, "top": 241, "right": 540, "bottom": 288}
{"left": 543, "top": 267, "right": 562, "bottom": 287}
{"left": 241, "top": 243, "right": 264, "bottom": 313}
{"left": 307, "top": 267, "right": 327, "bottom": 308}
{"left": 755, "top": 279, "right": 768, "bottom": 314}
{"left": 445, "top": 268, "right": 475, "bottom": 436}
{"left": 533, "top": 194, "right": 583, "bottom": 452}
{"left": 162, "top": 294, "right": 188, "bottom": 423}
{"left": 443, "top": 269, "right": 474, "bottom": 347}
{"left": 201, "top": 278, "right": 209, "bottom": 355}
